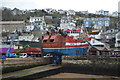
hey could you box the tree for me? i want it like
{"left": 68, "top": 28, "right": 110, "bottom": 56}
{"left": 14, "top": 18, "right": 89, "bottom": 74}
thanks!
{"left": 2, "top": 8, "right": 14, "bottom": 21}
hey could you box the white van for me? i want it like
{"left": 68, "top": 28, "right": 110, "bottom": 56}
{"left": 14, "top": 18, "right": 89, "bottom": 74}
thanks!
{"left": 19, "top": 53, "right": 28, "bottom": 58}
{"left": 43, "top": 54, "right": 53, "bottom": 58}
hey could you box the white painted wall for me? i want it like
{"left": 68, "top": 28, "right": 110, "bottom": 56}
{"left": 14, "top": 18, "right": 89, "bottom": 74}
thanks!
{"left": 115, "top": 32, "right": 120, "bottom": 47}
{"left": 25, "top": 25, "right": 34, "bottom": 32}
{"left": 19, "top": 34, "right": 34, "bottom": 41}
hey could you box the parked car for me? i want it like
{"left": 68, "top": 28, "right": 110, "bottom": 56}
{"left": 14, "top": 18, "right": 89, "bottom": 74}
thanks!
{"left": 43, "top": 54, "right": 53, "bottom": 58}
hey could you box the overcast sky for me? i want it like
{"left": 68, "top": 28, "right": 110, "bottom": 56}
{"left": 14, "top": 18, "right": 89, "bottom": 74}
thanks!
{"left": 1, "top": 0, "right": 120, "bottom": 13}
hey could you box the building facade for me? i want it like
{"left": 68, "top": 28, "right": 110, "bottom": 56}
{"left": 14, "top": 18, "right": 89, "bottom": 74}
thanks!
{"left": 115, "top": 32, "right": 120, "bottom": 49}
{"left": 29, "top": 16, "right": 46, "bottom": 26}
{"left": 80, "top": 11, "right": 89, "bottom": 14}
{"left": 83, "top": 17, "right": 110, "bottom": 29}
{"left": 57, "top": 9, "right": 66, "bottom": 14}
{"left": 60, "top": 16, "right": 76, "bottom": 30}
{"left": 0, "top": 21, "right": 25, "bottom": 32}
{"left": 24, "top": 25, "right": 35, "bottom": 32}
{"left": 111, "top": 11, "right": 118, "bottom": 17}
{"left": 67, "top": 10, "right": 76, "bottom": 15}
{"left": 96, "top": 10, "right": 109, "bottom": 16}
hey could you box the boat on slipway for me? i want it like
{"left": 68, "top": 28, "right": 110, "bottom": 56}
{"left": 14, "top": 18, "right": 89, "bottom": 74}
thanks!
{"left": 42, "top": 29, "right": 92, "bottom": 56}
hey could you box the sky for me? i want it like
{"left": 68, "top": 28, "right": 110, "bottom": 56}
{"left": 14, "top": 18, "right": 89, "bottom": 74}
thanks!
{"left": 1, "top": 0, "right": 120, "bottom": 13}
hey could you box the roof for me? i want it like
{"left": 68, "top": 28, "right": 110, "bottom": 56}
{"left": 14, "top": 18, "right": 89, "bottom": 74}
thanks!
{"left": 114, "top": 50, "right": 120, "bottom": 52}
{"left": 43, "top": 35, "right": 60, "bottom": 40}
{"left": 50, "top": 35, "right": 58, "bottom": 39}
{"left": 65, "top": 30, "right": 81, "bottom": 32}
{"left": 0, "top": 21, "right": 24, "bottom": 24}
{"left": 43, "top": 36, "right": 49, "bottom": 40}
{"left": 0, "top": 48, "right": 14, "bottom": 53}
{"left": 30, "top": 17, "right": 43, "bottom": 19}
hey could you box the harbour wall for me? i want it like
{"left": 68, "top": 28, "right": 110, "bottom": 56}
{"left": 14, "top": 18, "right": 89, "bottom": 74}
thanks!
{"left": 1, "top": 57, "right": 51, "bottom": 67}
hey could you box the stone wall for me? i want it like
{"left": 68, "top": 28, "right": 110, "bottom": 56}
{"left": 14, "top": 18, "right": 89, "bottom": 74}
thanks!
{"left": 1, "top": 57, "right": 51, "bottom": 67}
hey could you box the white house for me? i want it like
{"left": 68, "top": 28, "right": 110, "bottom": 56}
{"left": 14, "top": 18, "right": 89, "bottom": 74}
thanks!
{"left": 19, "top": 34, "right": 39, "bottom": 42}
{"left": 45, "top": 16, "right": 53, "bottom": 20}
{"left": 115, "top": 32, "right": 120, "bottom": 48}
{"left": 60, "top": 22, "right": 76, "bottom": 30}
{"left": 111, "top": 11, "right": 118, "bottom": 17}
{"left": 60, "top": 16, "right": 76, "bottom": 30}
{"left": 29, "top": 16, "right": 44, "bottom": 23}
{"left": 67, "top": 10, "right": 76, "bottom": 15}
{"left": 96, "top": 10, "right": 109, "bottom": 16}
{"left": 43, "top": 8, "right": 56, "bottom": 14}
{"left": 80, "top": 11, "right": 89, "bottom": 14}
{"left": 28, "top": 9, "right": 36, "bottom": 13}
{"left": 57, "top": 9, "right": 66, "bottom": 14}
{"left": 29, "top": 16, "right": 46, "bottom": 26}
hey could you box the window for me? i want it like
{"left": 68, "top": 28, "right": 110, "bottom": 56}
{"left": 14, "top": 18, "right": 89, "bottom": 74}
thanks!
{"left": 50, "top": 39, "right": 54, "bottom": 42}
{"left": 43, "top": 40, "right": 47, "bottom": 42}
{"left": 117, "top": 35, "right": 120, "bottom": 39}
{"left": 94, "top": 45, "right": 104, "bottom": 47}
{"left": 81, "top": 42, "right": 85, "bottom": 43}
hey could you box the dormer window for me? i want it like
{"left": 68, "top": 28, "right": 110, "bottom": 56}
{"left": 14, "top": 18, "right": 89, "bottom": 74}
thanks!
{"left": 43, "top": 40, "right": 47, "bottom": 42}
{"left": 50, "top": 39, "right": 54, "bottom": 42}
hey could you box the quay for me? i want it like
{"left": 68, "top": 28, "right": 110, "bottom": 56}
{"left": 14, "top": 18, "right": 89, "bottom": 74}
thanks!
{"left": 1, "top": 56, "right": 120, "bottom": 80}
{"left": 2, "top": 64, "right": 62, "bottom": 80}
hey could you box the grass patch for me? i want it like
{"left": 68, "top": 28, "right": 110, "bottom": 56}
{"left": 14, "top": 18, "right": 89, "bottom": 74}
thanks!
{"left": 15, "top": 72, "right": 34, "bottom": 77}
